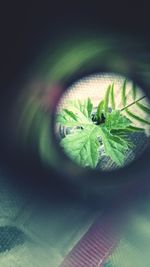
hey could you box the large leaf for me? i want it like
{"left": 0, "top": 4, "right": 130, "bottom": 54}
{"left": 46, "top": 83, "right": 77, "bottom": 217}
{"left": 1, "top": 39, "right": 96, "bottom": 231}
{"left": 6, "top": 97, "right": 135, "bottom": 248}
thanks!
{"left": 97, "top": 126, "right": 130, "bottom": 166}
{"left": 67, "top": 98, "right": 93, "bottom": 119}
{"left": 60, "top": 126, "right": 99, "bottom": 168}
{"left": 105, "top": 110, "right": 131, "bottom": 130}
{"left": 57, "top": 99, "right": 93, "bottom": 127}
{"left": 57, "top": 109, "right": 81, "bottom": 127}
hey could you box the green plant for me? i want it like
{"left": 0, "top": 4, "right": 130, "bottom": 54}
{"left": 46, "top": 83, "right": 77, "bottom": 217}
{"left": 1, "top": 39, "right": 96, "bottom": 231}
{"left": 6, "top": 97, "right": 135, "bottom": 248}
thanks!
{"left": 57, "top": 80, "right": 150, "bottom": 168}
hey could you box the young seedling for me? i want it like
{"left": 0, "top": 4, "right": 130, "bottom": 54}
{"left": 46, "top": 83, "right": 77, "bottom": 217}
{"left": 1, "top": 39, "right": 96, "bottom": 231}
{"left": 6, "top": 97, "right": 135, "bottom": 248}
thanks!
{"left": 57, "top": 80, "right": 150, "bottom": 168}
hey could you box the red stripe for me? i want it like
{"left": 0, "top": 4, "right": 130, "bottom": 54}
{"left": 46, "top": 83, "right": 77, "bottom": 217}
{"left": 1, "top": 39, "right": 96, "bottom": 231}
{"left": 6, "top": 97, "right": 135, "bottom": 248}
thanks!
{"left": 59, "top": 212, "right": 122, "bottom": 267}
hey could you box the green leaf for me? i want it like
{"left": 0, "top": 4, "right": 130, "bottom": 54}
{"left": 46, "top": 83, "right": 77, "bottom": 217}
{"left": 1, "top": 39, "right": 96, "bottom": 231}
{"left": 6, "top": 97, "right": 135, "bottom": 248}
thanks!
{"left": 136, "top": 102, "right": 150, "bottom": 114}
{"left": 96, "top": 100, "right": 104, "bottom": 120}
{"left": 57, "top": 100, "right": 93, "bottom": 127}
{"left": 68, "top": 98, "right": 93, "bottom": 119}
{"left": 63, "top": 109, "right": 78, "bottom": 121}
{"left": 86, "top": 97, "right": 93, "bottom": 118}
{"left": 56, "top": 109, "right": 80, "bottom": 127}
{"left": 110, "top": 82, "right": 115, "bottom": 110}
{"left": 60, "top": 126, "right": 99, "bottom": 168}
{"left": 126, "top": 125, "right": 145, "bottom": 132}
{"left": 111, "top": 126, "right": 144, "bottom": 135}
{"left": 122, "top": 79, "right": 127, "bottom": 107}
{"left": 97, "top": 126, "right": 129, "bottom": 166}
{"left": 132, "top": 82, "right": 137, "bottom": 100}
{"left": 109, "top": 130, "right": 134, "bottom": 150}
{"left": 125, "top": 109, "right": 150, "bottom": 125}
{"left": 104, "top": 85, "right": 111, "bottom": 114}
{"left": 105, "top": 110, "right": 131, "bottom": 130}
{"left": 120, "top": 79, "right": 150, "bottom": 125}
{"left": 57, "top": 93, "right": 143, "bottom": 169}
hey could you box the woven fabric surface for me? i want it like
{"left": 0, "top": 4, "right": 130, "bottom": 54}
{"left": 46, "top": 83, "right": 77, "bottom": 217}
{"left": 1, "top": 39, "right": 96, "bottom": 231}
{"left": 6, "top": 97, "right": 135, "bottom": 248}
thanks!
{"left": 0, "top": 169, "right": 98, "bottom": 267}
{"left": 104, "top": 198, "right": 150, "bottom": 267}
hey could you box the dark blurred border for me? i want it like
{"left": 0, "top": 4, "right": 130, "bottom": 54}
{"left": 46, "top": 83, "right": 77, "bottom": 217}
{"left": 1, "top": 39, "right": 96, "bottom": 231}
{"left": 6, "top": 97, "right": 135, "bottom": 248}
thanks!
{"left": 0, "top": 0, "right": 149, "bottom": 197}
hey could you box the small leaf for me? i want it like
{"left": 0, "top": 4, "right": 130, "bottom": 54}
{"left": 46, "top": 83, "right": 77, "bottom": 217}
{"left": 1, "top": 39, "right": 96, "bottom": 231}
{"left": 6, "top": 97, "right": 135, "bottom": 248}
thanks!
{"left": 96, "top": 100, "right": 104, "bottom": 120}
{"left": 125, "top": 109, "right": 150, "bottom": 125}
{"left": 132, "top": 82, "right": 137, "bottom": 100}
{"left": 127, "top": 125, "right": 145, "bottom": 132}
{"left": 111, "top": 126, "right": 144, "bottom": 134}
{"left": 104, "top": 85, "right": 111, "bottom": 114}
{"left": 136, "top": 102, "right": 150, "bottom": 114}
{"left": 86, "top": 98, "right": 93, "bottom": 118}
{"left": 122, "top": 79, "right": 127, "bottom": 107}
{"left": 110, "top": 82, "right": 115, "bottom": 110}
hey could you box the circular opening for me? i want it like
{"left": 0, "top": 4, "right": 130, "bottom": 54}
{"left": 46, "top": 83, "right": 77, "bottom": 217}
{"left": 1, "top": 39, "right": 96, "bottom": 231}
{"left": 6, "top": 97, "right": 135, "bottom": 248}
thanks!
{"left": 55, "top": 73, "right": 150, "bottom": 172}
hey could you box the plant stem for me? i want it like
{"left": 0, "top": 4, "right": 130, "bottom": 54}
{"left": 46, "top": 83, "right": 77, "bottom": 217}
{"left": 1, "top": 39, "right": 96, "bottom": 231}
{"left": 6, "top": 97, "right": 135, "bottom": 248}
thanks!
{"left": 120, "top": 95, "right": 146, "bottom": 111}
